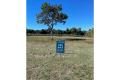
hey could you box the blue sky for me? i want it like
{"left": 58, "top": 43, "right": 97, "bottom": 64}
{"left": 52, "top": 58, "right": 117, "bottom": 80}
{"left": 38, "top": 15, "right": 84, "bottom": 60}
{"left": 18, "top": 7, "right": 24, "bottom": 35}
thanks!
{"left": 27, "top": 0, "right": 94, "bottom": 30}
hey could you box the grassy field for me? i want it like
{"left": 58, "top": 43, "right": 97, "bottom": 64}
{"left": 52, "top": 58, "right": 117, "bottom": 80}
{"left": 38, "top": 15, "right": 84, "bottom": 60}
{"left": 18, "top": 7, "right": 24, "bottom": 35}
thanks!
{"left": 27, "top": 36, "right": 94, "bottom": 80}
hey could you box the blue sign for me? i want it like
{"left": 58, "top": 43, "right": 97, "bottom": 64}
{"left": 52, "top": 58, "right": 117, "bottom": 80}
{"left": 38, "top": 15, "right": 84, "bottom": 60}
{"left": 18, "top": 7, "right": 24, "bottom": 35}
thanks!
{"left": 56, "top": 40, "right": 65, "bottom": 54}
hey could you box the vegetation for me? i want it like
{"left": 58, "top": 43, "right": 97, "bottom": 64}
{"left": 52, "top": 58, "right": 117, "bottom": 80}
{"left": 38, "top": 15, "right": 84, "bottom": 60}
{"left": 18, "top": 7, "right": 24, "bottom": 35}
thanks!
{"left": 36, "top": 2, "right": 68, "bottom": 39}
{"left": 27, "top": 28, "right": 94, "bottom": 37}
{"left": 86, "top": 28, "right": 94, "bottom": 37}
{"left": 27, "top": 1, "right": 94, "bottom": 80}
{"left": 27, "top": 36, "right": 93, "bottom": 80}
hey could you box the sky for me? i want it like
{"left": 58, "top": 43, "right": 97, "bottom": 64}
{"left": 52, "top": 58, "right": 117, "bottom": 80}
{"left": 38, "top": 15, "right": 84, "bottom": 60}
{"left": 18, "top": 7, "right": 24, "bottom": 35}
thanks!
{"left": 27, "top": 0, "right": 94, "bottom": 30}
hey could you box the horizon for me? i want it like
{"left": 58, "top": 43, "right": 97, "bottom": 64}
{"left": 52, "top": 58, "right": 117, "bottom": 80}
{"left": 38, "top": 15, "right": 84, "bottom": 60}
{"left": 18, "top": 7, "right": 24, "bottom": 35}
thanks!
{"left": 27, "top": 27, "right": 93, "bottom": 31}
{"left": 27, "top": 0, "right": 94, "bottom": 30}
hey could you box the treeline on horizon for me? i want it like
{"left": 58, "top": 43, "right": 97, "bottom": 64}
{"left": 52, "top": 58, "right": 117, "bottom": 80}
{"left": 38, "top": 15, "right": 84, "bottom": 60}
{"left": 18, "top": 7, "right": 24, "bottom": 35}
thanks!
{"left": 27, "top": 27, "right": 94, "bottom": 37}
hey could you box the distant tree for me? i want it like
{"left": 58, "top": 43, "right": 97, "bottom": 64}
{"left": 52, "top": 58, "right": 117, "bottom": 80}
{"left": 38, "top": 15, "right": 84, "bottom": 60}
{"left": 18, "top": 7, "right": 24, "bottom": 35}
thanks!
{"left": 35, "top": 30, "right": 41, "bottom": 34}
{"left": 80, "top": 30, "right": 86, "bottom": 36}
{"left": 66, "top": 28, "right": 71, "bottom": 34}
{"left": 75, "top": 28, "right": 81, "bottom": 35}
{"left": 27, "top": 29, "right": 35, "bottom": 34}
{"left": 86, "top": 28, "right": 94, "bottom": 37}
{"left": 40, "top": 29, "right": 48, "bottom": 34}
{"left": 36, "top": 2, "right": 68, "bottom": 39}
{"left": 70, "top": 27, "right": 77, "bottom": 34}
{"left": 58, "top": 29, "right": 63, "bottom": 34}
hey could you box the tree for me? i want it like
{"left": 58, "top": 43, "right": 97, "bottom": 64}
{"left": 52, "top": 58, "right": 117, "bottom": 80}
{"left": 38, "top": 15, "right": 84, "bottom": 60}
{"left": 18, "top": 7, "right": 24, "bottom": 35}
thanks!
{"left": 86, "top": 28, "right": 94, "bottom": 37}
{"left": 66, "top": 28, "right": 71, "bottom": 34}
{"left": 76, "top": 28, "right": 81, "bottom": 35}
{"left": 40, "top": 29, "right": 48, "bottom": 34}
{"left": 36, "top": 2, "right": 68, "bottom": 39}
{"left": 70, "top": 27, "right": 77, "bottom": 34}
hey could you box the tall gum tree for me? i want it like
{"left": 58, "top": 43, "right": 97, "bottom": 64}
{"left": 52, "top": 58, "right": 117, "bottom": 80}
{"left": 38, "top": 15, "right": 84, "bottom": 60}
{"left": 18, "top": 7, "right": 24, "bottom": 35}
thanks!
{"left": 36, "top": 2, "right": 68, "bottom": 39}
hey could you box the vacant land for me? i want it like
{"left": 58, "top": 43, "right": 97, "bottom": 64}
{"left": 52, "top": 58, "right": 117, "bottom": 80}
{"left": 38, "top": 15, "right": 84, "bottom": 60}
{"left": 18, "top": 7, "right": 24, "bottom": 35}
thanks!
{"left": 27, "top": 36, "right": 93, "bottom": 80}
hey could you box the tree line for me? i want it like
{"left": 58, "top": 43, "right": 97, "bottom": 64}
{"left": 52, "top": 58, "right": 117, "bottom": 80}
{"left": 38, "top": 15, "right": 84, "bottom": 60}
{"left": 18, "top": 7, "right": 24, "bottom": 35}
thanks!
{"left": 27, "top": 27, "right": 94, "bottom": 37}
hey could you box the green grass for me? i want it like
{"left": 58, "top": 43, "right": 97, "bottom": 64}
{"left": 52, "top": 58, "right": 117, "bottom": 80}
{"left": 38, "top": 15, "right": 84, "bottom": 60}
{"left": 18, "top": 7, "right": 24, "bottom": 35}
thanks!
{"left": 27, "top": 36, "right": 94, "bottom": 80}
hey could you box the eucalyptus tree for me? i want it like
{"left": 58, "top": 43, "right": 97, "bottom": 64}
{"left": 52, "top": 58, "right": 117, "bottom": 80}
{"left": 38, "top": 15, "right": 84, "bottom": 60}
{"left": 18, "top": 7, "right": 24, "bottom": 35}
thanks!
{"left": 36, "top": 2, "right": 68, "bottom": 39}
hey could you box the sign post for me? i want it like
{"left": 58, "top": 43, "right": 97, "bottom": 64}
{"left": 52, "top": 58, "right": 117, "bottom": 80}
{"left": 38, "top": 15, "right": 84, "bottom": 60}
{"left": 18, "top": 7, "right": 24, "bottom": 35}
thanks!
{"left": 56, "top": 40, "right": 65, "bottom": 79}
{"left": 56, "top": 40, "right": 65, "bottom": 55}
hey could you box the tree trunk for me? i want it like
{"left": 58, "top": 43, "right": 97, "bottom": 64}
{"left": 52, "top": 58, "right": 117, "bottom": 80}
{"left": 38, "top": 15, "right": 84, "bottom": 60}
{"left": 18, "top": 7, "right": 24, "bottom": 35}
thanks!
{"left": 50, "top": 30, "right": 53, "bottom": 40}
{"left": 50, "top": 23, "right": 54, "bottom": 40}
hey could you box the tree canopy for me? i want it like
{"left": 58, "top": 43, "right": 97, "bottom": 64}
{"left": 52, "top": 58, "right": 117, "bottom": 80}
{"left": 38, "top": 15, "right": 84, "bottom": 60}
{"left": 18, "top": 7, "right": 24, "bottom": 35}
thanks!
{"left": 36, "top": 2, "right": 68, "bottom": 38}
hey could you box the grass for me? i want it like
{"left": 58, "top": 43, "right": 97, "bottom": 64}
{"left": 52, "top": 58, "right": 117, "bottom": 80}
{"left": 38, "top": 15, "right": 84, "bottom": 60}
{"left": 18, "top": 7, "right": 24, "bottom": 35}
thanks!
{"left": 27, "top": 36, "right": 94, "bottom": 80}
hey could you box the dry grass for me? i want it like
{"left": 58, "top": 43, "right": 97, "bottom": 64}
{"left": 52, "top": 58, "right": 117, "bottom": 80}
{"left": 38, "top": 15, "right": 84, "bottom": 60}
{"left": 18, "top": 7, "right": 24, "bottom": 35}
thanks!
{"left": 27, "top": 36, "right": 94, "bottom": 80}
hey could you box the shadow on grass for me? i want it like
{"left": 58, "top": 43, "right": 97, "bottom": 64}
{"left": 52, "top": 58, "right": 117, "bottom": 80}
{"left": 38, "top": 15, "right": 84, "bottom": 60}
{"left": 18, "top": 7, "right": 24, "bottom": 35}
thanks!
{"left": 65, "top": 38, "right": 86, "bottom": 41}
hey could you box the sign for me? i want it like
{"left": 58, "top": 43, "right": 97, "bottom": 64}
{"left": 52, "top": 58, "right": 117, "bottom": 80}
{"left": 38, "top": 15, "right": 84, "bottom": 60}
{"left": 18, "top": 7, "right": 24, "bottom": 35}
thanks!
{"left": 56, "top": 40, "right": 65, "bottom": 54}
